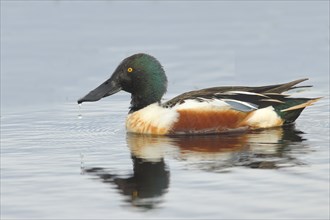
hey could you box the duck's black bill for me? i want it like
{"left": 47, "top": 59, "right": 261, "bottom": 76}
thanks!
{"left": 77, "top": 76, "right": 122, "bottom": 104}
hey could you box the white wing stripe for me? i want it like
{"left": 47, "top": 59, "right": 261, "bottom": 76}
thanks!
{"left": 221, "top": 91, "right": 269, "bottom": 98}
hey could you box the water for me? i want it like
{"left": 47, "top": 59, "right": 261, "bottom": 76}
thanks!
{"left": 1, "top": 1, "right": 329, "bottom": 219}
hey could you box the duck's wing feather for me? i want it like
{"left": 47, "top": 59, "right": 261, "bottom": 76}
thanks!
{"left": 163, "top": 78, "right": 311, "bottom": 109}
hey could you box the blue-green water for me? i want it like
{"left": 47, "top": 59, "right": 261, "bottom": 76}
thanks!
{"left": 1, "top": 1, "right": 329, "bottom": 219}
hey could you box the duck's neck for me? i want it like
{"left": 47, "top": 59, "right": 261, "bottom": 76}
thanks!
{"left": 129, "top": 93, "right": 162, "bottom": 113}
{"left": 127, "top": 71, "right": 167, "bottom": 113}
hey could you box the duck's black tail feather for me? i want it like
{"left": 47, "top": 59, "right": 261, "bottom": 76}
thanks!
{"left": 274, "top": 97, "right": 321, "bottom": 124}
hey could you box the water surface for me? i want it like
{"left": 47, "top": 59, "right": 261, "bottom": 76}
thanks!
{"left": 1, "top": 1, "right": 329, "bottom": 219}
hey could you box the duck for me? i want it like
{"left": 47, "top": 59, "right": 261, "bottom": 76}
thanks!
{"left": 78, "top": 53, "right": 320, "bottom": 135}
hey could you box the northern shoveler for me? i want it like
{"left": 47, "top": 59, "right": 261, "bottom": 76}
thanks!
{"left": 78, "top": 53, "right": 320, "bottom": 135}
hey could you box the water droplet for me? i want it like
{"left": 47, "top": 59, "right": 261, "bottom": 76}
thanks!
{"left": 78, "top": 104, "right": 82, "bottom": 119}
{"left": 80, "top": 153, "right": 85, "bottom": 174}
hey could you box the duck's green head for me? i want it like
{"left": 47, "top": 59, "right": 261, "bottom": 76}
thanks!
{"left": 78, "top": 53, "right": 167, "bottom": 112}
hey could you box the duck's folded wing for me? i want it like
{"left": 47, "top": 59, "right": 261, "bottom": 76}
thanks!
{"left": 163, "top": 78, "right": 311, "bottom": 109}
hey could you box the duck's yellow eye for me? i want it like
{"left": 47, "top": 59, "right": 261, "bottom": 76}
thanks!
{"left": 127, "top": 67, "right": 133, "bottom": 73}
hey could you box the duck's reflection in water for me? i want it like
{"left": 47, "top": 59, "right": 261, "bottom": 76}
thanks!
{"left": 171, "top": 126, "right": 306, "bottom": 171}
{"left": 84, "top": 155, "right": 169, "bottom": 209}
{"left": 83, "top": 125, "right": 307, "bottom": 209}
